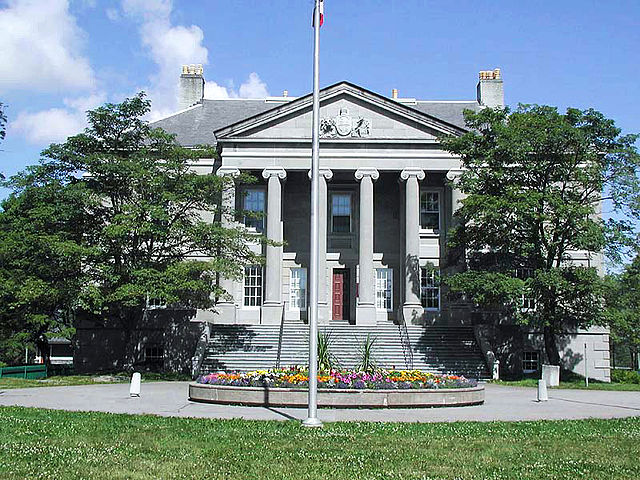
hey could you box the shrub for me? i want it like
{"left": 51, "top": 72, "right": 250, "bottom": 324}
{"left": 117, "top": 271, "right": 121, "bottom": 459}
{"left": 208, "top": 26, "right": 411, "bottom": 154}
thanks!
{"left": 611, "top": 369, "right": 640, "bottom": 384}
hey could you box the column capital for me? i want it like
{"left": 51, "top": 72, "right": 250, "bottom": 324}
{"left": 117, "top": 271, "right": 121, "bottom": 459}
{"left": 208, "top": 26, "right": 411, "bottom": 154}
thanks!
{"left": 262, "top": 167, "right": 287, "bottom": 180}
{"left": 216, "top": 166, "right": 240, "bottom": 177}
{"left": 446, "top": 169, "right": 465, "bottom": 182}
{"left": 400, "top": 168, "right": 425, "bottom": 181}
{"left": 355, "top": 168, "right": 379, "bottom": 181}
{"left": 307, "top": 168, "right": 333, "bottom": 181}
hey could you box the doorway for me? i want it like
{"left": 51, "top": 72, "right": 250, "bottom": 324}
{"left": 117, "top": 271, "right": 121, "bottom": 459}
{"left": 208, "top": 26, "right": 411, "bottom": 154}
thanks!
{"left": 332, "top": 268, "right": 350, "bottom": 321}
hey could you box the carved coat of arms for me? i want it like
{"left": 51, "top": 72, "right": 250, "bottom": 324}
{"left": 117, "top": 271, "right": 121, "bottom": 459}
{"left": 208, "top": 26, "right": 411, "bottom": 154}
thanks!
{"left": 320, "top": 108, "right": 371, "bottom": 138}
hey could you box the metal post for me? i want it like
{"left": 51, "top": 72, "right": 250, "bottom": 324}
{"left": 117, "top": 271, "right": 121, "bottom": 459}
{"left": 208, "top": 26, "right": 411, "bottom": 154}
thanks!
{"left": 584, "top": 342, "right": 589, "bottom": 388}
{"left": 302, "top": 0, "right": 323, "bottom": 428}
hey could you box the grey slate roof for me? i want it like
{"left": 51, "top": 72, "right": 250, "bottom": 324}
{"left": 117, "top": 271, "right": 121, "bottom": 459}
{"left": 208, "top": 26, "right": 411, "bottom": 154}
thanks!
{"left": 413, "top": 101, "right": 481, "bottom": 129}
{"left": 152, "top": 99, "right": 275, "bottom": 147}
{"left": 151, "top": 87, "right": 481, "bottom": 147}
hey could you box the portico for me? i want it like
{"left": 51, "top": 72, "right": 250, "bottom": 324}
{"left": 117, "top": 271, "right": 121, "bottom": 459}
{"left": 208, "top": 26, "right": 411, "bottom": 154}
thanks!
{"left": 210, "top": 81, "right": 470, "bottom": 327}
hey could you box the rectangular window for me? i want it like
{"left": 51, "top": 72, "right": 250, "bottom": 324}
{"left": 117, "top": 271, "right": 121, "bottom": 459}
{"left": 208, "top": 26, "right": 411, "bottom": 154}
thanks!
{"left": 144, "top": 345, "right": 164, "bottom": 365}
{"left": 243, "top": 265, "right": 263, "bottom": 307}
{"left": 516, "top": 268, "right": 536, "bottom": 310}
{"left": 523, "top": 351, "right": 539, "bottom": 373}
{"left": 375, "top": 268, "right": 393, "bottom": 311}
{"left": 420, "top": 267, "right": 440, "bottom": 310}
{"left": 420, "top": 191, "right": 440, "bottom": 230}
{"left": 243, "top": 188, "right": 265, "bottom": 232}
{"left": 331, "top": 193, "right": 352, "bottom": 233}
{"left": 289, "top": 268, "right": 307, "bottom": 310}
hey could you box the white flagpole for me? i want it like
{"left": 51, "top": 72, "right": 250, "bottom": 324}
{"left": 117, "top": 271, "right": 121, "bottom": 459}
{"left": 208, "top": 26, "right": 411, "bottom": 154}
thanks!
{"left": 302, "top": 0, "right": 323, "bottom": 428}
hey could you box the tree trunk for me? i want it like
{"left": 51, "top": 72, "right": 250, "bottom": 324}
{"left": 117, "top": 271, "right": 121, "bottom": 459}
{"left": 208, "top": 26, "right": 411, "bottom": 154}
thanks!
{"left": 543, "top": 325, "right": 561, "bottom": 366}
{"left": 35, "top": 336, "right": 51, "bottom": 368}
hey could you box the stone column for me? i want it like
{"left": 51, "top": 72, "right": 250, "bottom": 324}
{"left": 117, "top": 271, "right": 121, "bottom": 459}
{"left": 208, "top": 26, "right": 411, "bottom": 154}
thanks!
{"left": 446, "top": 169, "right": 469, "bottom": 323}
{"left": 213, "top": 166, "right": 240, "bottom": 324}
{"left": 400, "top": 168, "right": 425, "bottom": 324}
{"left": 308, "top": 168, "right": 333, "bottom": 324}
{"left": 355, "top": 168, "right": 379, "bottom": 325}
{"left": 446, "top": 169, "right": 466, "bottom": 220}
{"left": 261, "top": 167, "right": 287, "bottom": 324}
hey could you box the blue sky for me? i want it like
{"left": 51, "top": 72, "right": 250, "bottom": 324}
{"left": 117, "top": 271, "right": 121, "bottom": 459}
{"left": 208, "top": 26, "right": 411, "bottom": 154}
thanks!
{"left": 1, "top": 0, "right": 639, "bottom": 186}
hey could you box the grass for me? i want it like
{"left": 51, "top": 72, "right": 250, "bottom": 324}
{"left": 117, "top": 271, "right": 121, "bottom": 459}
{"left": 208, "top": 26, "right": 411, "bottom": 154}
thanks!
{"left": 490, "top": 378, "right": 640, "bottom": 391}
{"left": 0, "top": 372, "right": 191, "bottom": 390}
{"left": 0, "top": 407, "right": 638, "bottom": 479}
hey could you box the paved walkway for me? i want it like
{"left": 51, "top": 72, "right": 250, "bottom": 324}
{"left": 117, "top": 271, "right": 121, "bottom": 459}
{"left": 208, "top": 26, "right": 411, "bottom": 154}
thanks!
{"left": 1, "top": 382, "right": 639, "bottom": 423}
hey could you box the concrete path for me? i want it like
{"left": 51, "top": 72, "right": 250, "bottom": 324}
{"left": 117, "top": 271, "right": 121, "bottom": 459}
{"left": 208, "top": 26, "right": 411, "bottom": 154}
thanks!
{"left": 1, "top": 382, "right": 639, "bottom": 423}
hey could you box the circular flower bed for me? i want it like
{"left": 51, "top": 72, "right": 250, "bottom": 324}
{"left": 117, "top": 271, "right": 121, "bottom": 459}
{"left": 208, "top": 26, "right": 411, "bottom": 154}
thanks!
{"left": 197, "top": 366, "right": 477, "bottom": 390}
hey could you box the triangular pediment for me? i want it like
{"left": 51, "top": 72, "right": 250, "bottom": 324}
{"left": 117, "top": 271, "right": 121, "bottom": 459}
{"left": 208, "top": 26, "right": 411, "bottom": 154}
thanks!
{"left": 214, "top": 82, "right": 467, "bottom": 142}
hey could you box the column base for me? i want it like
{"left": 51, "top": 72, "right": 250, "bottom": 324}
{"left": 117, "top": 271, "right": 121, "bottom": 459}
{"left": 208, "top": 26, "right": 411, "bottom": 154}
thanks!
{"left": 403, "top": 304, "right": 424, "bottom": 325}
{"left": 261, "top": 303, "right": 284, "bottom": 325}
{"left": 318, "top": 303, "right": 331, "bottom": 325}
{"left": 356, "top": 304, "right": 377, "bottom": 325}
{"left": 197, "top": 305, "right": 236, "bottom": 324}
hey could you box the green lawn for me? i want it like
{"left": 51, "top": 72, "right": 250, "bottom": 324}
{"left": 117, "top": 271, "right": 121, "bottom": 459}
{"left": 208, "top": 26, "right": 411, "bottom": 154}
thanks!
{"left": 490, "top": 378, "right": 640, "bottom": 391}
{"left": 0, "top": 407, "right": 638, "bottom": 479}
{"left": 0, "top": 372, "right": 190, "bottom": 390}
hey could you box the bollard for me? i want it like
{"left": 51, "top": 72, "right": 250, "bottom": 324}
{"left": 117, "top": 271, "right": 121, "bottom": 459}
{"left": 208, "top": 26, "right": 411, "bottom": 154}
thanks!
{"left": 129, "top": 372, "right": 141, "bottom": 397}
{"left": 537, "top": 379, "right": 548, "bottom": 402}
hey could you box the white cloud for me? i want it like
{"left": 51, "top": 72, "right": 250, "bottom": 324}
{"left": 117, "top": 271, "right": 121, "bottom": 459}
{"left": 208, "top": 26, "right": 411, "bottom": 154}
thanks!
{"left": 204, "top": 82, "right": 231, "bottom": 100}
{"left": 0, "top": 0, "right": 95, "bottom": 93}
{"left": 11, "top": 93, "right": 106, "bottom": 145}
{"left": 118, "top": 0, "right": 269, "bottom": 116}
{"left": 119, "top": 0, "right": 207, "bottom": 117}
{"left": 238, "top": 73, "right": 269, "bottom": 99}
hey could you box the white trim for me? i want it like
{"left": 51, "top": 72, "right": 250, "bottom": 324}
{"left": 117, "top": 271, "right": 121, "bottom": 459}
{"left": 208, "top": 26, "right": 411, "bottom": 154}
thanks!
{"left": 289, "top": 267, "right": 307, "bottom": 311}
{"left": 420, "top": 267, "right": 441, "bottom": 312}
{"left": 375, "top": 268, "right": 393, "bottom": 312}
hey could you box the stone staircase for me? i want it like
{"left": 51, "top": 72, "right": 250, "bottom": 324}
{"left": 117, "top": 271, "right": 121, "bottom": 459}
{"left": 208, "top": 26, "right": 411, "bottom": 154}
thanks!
{"left": 199, "top": 322, "right": 490, "bottom": 379}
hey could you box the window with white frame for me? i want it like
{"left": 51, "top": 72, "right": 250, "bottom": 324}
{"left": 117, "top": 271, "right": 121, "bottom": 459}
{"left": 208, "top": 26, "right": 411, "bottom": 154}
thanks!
{"left": 420, "top": 191, "right": 440, "bottom": 230}
{"left": 243, "top": 188, "right": 265, "bottom": 232}
{"left": 289, "top": 268, "right": 307, "bottom": 310}
{"left": 516, "top": 268, "right": 536, "bottom": 310}
{"left": 375, "top": 268, "right": 393, "bottom": 311}
{"left": 420, "top": 267, "right": 440, "bottom": 310}
{"left": 331, "top": 193, "right": 352, "bottom": 233}
{"left": 243, "top": 265, "right": 263, "bottom": 307}
{"left": 522, "top": 351, "right": 539, "bottom": 373}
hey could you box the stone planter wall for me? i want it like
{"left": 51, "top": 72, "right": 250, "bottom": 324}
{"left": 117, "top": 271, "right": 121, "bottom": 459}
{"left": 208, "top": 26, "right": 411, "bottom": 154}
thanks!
{"left": 189, "top": 383, "right": 484, "bottom": 408}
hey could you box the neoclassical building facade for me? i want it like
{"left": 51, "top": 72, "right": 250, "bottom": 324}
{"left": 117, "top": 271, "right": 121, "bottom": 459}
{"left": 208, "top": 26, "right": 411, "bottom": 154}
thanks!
{"left": 149, "top": 66, "right": 610, "bottom": 381}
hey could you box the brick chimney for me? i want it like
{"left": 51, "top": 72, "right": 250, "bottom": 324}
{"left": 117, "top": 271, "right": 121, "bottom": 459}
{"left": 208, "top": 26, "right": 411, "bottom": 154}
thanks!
{"left": 179, "top": 64, "right": 205, "bottom": 110}
{"left": 476, "top": 68, "right": 504, "bottom": 108}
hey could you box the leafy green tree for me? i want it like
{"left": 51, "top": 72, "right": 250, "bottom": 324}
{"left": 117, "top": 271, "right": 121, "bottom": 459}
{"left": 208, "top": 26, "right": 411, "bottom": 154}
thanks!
{"left": 0, "top": 172, "right": 87, "bottom": 365}
{"left": 1, "top": 93, "right": 263, "bottom": 368}
{"left": 442, "top": 105, "right": 640, "bottom": 366}
{"left": 605, "top": 257, "right": 640, "bottom": 370}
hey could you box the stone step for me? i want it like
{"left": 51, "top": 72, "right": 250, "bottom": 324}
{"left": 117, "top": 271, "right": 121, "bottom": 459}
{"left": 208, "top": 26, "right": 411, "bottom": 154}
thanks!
{"left": 200, "top": 323, "right": 490, "bottom": 379}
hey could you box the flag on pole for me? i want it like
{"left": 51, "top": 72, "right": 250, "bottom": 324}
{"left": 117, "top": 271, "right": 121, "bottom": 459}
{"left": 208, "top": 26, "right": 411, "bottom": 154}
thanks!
{"left": 312, "top": 0, "right": 324, "bottom": 27}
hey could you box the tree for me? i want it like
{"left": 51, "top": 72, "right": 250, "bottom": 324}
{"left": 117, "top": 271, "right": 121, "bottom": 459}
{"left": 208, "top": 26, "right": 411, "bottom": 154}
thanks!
{"left": 441, "top": 105, "right": 640, "bottom": 366}
{"left": 0, "top": 102, "right": 6, "bottom": 144}
{"left": 0, "top": 171, "right": 87, "bottom": 365}
{"left": 604, "top": 256, "right": 640, "bottom": 370}
{"left": 0, "top": 93, "right": 264, "bottom": 368}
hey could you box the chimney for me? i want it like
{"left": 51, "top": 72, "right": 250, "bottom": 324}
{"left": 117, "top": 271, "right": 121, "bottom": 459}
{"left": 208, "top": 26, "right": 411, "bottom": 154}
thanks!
{"left": 179, "top": 64, "right": 205, "bottom": 110}
{"left": 391, "top": 88, "right": 398, "bottom": 100}
{"left": 476, "top": 68, "right": 504, "bottom": 108}
{"left": 282, "top": 90, "right": 289, "bottom": 97}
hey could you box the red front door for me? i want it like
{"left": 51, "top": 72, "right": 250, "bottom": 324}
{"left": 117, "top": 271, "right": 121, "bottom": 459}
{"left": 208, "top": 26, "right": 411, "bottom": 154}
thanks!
{"left": 332, "top": 269, "right": 350, "bottom": 321}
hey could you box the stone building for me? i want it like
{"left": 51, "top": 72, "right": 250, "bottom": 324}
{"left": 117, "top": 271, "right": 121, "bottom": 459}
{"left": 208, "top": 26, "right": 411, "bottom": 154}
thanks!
{"left": 119, "top": 65, "right": 609, "bottom": 381}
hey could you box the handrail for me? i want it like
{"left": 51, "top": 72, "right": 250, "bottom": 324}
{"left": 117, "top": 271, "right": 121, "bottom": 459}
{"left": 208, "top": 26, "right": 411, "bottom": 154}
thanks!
{"left": 397, "top": 320, "right": 414, "bottom": 370}
{"left": 191, "top": 322, "right": 211, "bottom": 379}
